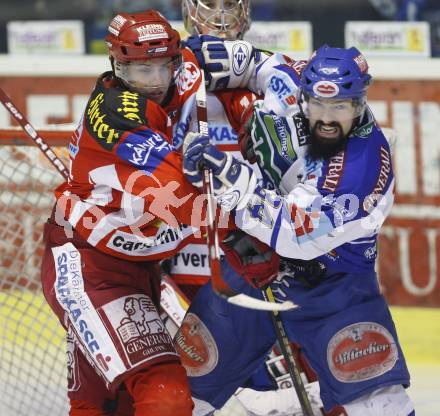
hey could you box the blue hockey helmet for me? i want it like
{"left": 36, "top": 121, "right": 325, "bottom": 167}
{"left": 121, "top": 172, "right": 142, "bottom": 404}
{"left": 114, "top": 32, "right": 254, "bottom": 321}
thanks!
{"left": 300, "top": 45, "right": 372, "bottom": 100}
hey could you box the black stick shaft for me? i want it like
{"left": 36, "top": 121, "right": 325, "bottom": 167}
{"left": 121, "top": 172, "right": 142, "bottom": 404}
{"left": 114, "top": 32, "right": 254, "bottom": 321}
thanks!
{"left": 264, "top": 286, "right": 315, "bottom": 416}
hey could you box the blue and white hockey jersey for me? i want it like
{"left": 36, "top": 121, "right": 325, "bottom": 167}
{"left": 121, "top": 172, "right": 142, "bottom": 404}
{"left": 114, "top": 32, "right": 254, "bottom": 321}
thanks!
{"left": 234, "top": 55, "right": 394, "bottom": 276}
{"left": 177, "top": 44, "right": 411, "bottom": 415}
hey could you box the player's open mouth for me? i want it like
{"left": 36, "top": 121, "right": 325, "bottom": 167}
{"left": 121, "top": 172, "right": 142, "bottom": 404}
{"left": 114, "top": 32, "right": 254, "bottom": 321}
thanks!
{"left": 317, "top": 124, "right": 340, "bottom": 138}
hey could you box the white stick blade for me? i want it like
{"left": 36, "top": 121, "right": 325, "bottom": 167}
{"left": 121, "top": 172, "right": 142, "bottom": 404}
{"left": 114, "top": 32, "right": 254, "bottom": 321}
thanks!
{"left": 227, "top": 294, "right": 298, "bottom": 311}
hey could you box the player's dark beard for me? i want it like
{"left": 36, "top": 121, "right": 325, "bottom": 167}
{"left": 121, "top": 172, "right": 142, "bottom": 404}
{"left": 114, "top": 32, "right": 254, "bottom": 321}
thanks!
{"left": 308, "top": 121, "right": 349, "bottom": 160}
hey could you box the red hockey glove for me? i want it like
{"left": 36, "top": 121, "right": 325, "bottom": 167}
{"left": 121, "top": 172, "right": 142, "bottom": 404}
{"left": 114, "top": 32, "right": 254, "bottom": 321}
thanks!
{"left": 221, "top": 231, "right": 280, "bottom": 288}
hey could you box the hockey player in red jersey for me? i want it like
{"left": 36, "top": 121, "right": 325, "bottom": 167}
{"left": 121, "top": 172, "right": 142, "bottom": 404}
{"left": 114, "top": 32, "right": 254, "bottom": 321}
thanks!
{"left": 39, "top": 10, "right": 251, "bottom": 416}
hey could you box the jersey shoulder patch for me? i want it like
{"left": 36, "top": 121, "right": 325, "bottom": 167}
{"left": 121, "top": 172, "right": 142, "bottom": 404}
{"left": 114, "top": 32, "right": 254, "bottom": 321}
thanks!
{"left": 116, "top": 128, "right": 173, "bottom": 173}
{"left": 284, "top": 58, "right": 308, "bottom": 79}
{"left": 85, "top": 76, "right": 149, "bottom": 151}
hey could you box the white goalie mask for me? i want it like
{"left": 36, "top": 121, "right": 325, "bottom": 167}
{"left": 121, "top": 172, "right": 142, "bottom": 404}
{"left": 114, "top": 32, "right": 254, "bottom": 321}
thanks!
{"left": 182, "top": 0, "right": 251, "bottom": 39}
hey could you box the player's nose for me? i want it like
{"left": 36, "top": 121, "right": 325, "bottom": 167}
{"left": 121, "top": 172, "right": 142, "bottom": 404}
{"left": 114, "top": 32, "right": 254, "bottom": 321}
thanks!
{"left": 320, "top": 108, "right": 334, "bottom": 124}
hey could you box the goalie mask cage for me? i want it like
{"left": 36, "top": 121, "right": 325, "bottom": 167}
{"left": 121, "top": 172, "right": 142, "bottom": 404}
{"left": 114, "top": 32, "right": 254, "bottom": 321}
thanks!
{"left": 0, "top": 129, "right": 70, "bottom": 416}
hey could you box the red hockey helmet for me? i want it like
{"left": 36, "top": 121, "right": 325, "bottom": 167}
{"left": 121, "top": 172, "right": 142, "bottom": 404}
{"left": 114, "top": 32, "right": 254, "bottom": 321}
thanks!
{"left": 105, "top": 10, "right": 183, "bottom": 103}
{"left": 105, "top": 10, "right": 182, "bottom": 62}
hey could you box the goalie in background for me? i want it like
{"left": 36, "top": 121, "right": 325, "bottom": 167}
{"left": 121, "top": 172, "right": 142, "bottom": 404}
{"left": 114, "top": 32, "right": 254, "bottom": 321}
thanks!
{"left": 182, "top": 0, "right": 251, "bottom": 39}
{"left": 178, "top": 44, "right": 415, "bottom": 416}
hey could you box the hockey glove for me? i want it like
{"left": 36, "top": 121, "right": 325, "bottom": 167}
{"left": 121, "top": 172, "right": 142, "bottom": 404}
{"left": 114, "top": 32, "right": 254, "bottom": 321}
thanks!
{"left": 221, "top": 230, "right": 280, "bottom": 288}
{"left": 183, "top": 133, "right": 257, "bottom": 211}
{"left": 238, "top": 101, "right": 258, "bottom": 163}
{"left": 184, "top": 35, "right": 227, "bottom": 89}
{"left": 185, "top": 35, "right": 257, "bottom": 91}
{"left": 249, "top": 108, "right": 299, "bottom": 187}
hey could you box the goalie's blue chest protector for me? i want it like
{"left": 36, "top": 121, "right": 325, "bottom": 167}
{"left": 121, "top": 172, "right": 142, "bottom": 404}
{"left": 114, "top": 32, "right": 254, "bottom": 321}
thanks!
{"left": 176, "top": 118, "right": 411, "bottom": 412}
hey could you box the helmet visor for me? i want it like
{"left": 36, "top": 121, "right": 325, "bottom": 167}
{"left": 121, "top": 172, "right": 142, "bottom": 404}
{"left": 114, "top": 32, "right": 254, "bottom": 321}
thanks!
{"left": 115, "top": 57, "right": 182, "bottom": 102}
{"left": 303, "top": 96, "right": 364, "bottom": 123}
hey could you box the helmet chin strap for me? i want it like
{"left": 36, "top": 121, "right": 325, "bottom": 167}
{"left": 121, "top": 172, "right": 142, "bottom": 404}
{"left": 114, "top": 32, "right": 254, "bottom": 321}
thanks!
{"left": 348, "top": 97, "right": 368, "bottom": 135}
{"left": 347, "top": 116, "right": 361, "bottom": 137}
{"left": 161, "top": 83, "right": 177, "bottom": 107}
{"left": 109, "top": 56, "right": 116, "bottom": 75}
{"left": 296, "top": 90, "right": 307, "bottom": 118}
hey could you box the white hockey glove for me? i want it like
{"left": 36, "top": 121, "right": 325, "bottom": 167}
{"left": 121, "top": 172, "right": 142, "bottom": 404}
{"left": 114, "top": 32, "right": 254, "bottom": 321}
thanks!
{"left": 185, "top": 35, "right": 259, "bottom": 91}
{"left": 183, "top": 133, "right": 257, "bottom": 211}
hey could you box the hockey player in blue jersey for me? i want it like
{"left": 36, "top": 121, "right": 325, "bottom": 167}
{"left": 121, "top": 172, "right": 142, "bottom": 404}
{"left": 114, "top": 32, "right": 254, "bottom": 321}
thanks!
{"left": 177, "top": 45, "right": 415, "bottom": 415}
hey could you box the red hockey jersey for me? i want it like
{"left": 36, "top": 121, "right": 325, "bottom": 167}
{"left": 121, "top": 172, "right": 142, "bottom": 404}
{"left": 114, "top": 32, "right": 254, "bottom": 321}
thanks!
{"left": 54, "top": 50, "right": 218, "bottom": 261}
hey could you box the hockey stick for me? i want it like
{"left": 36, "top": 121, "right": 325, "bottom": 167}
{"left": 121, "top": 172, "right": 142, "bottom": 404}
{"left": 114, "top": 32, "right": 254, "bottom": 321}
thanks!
{"left": 195, "top": 73, "right": 296, "bottom": 312}
{"left": 160, "top": 270, "right": 191, "bottom": 328}
{"left": 0, "top": 87, "right": 195, "bottom": 331}
{"left": 263, "top": 286, "right": 315, "bottom": 416}
{"left": 1, "top": 84, "right": 293, "bottom": 312}
{"left": 0, "top": 87, "right": 69, "bottom": 180}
